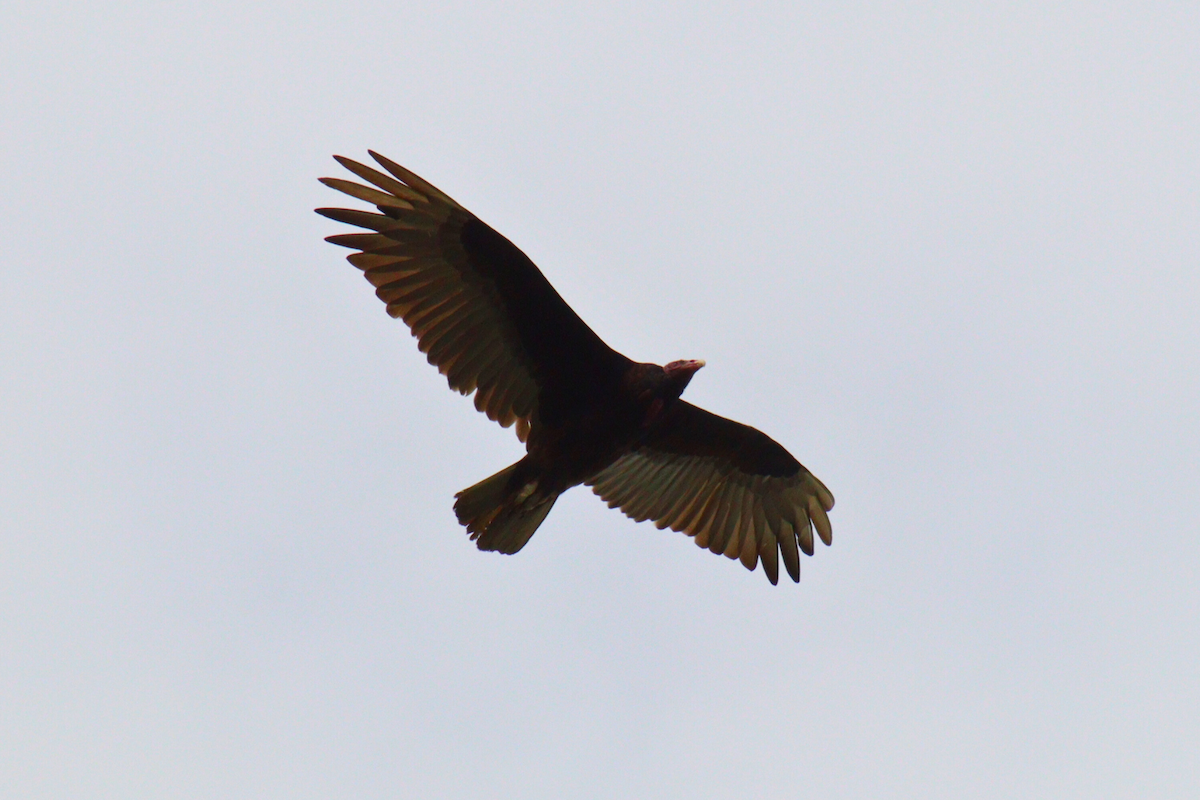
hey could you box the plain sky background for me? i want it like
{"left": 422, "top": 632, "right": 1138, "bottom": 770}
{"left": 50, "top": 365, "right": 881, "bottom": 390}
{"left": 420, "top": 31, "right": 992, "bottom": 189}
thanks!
{"left": 4, "top": 2, "right": 1198, "bottom": 798}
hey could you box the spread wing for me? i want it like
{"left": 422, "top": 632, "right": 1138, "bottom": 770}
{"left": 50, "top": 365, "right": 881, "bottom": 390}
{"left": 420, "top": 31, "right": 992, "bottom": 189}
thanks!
{"left": 317, "top": 152, "right": 630, "bottom": 439}
{"left": 587, "top": 401, "right": 834, "bottom": 585}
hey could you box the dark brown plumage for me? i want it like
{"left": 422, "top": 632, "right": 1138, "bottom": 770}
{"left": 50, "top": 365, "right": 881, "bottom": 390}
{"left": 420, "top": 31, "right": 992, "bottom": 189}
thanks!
{"left": 317, "top": 152, "right": 834, "bottom": 584}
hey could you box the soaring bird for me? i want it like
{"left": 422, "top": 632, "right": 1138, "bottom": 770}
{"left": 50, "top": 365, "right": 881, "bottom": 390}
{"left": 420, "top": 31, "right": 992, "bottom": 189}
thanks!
{"left": 317, "top": 153, "right": 834, "bottom": 584}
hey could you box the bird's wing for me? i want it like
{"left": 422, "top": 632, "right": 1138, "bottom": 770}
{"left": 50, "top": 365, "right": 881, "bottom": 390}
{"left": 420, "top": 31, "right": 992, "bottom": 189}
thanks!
{"left": 587, "top": 401, "right": 834, "bottom": 585}
{"left": 317, "top": 152, "right": 630, "bottom": 439}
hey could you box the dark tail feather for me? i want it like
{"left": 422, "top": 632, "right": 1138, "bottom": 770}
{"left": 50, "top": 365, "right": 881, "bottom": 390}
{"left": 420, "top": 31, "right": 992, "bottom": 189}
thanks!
{"left": 453, "top": 461, "right": 558, "bottom": 555}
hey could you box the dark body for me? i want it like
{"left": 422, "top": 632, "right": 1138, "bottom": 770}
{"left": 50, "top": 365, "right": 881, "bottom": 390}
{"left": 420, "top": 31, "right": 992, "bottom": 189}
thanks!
{"left": 318, "top": 153, "right": 833, "bottom": 584}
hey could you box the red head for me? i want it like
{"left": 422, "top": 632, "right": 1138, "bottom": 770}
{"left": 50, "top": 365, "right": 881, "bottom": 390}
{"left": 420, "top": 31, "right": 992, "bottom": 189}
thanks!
{"left": 662, "top": 359, "right": 705, "bottom": 398}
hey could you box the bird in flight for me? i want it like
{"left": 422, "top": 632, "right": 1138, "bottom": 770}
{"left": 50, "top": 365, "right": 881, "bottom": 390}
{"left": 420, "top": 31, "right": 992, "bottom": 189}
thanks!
{"left": 317, "top": 153, "right": 834, "bottom": 584}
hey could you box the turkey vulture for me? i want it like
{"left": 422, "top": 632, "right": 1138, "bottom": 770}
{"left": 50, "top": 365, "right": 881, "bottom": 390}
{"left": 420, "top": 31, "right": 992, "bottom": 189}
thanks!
{"left": 317, "top": 153, "right": 834, "bottom": 584}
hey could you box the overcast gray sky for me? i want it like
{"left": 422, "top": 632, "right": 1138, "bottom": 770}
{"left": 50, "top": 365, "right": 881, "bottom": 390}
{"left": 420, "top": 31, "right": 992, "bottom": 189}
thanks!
{"left": 4, "top": 2, "right": 1198, "bottom": 798}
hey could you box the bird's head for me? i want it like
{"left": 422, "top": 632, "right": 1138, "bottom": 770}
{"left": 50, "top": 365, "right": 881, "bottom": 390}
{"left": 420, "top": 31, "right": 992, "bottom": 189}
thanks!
{"left": 662, "top": 358, "right": 705, "bottom": 399}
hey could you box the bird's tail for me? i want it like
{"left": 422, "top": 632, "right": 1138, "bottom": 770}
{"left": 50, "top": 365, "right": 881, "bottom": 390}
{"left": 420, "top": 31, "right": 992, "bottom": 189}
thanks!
{"left": 453, "top": 460, "right": 558, "bottom": 555}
